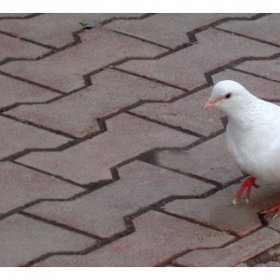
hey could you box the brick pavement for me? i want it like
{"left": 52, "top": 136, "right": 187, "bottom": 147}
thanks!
{"left": 0, "top": 13, "right": 280, "bottom": 267}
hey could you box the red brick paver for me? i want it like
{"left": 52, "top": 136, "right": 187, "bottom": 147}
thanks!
{"left": 130, "top": 70, "right": 280, "bottom": 137}
{"left": 0, "top": 162, "right": 82, "bottom": 214}
{"left": 0, "top": 116, "right": 69, "bottom": 159}
{"left": 235, "top": 57, "right": 280, "bottom": 82}
{"left": 254, "top": 261, "right": 280, "bottom": 267}
{"left": 0, "top": 74, "right": 59, "bottom": 108}
{"left": 0, "top": 28, "right": 166, "bottom": 92}
{"left": 0, "top": 13, "right": 145, "bottom": 48}
{"left": 0, "top": 13, "right": 32, "bottom": 18}
{"left": 155, "top": 133, "right": 243, "bottom": 184}
{"left": 0, "top": 33, "right": 49, "bottom": 63}
{"left": 118, "top": 28, "right": 279, "bottom": 90}
{"left": 5, "top": 69, "right": 184, "bottom": 137}
{"left": 105, "top": 13, "right": 255, "bottom": 49}
{"left": 212, "top": 69, "right": 280, "bottom": 100}
{"left": 217, "top": 14, "right": 280, "bottom": 46}
{"left": 172, "top": 227, "right": 280, "bottom": 267}
{"left": 130, "top": 87, "right": 225, "bottom": 137}
{"left": 24, "top": 160, "right": 214, "bottom": 238}
{"left": 34, "top": 211, "right": 234, "bottom": 266}
{"left": 163, "top": 182, "right": 280, "bottom": 237}
{"left": 1, "top": 13, "right": 280, "bottom": 267}
{"left": 16, "top": 113, "right": 197, "bottom": 184}
{"left": 0, "top": 214, "right": 95, "bottom": 266}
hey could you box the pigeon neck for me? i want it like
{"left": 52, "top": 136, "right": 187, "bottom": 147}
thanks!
{"left": 226, "top": 97, "right": 263, "bottom": 130}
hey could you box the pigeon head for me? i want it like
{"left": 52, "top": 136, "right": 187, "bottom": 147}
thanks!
{"left": 203, "top": 80, "right": 254, "bottom": 114}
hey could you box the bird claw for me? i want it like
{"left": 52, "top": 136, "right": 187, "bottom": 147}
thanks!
{"left": 261, "top": 203, "right": 280, "bottom": 220}
{"left": 232, "top": 198, "right": 249, "bottom": 205}
{"left": 234, "top": 176, "right": 260, "bottom": 204}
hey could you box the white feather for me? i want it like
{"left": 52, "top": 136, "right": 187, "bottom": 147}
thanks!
{"left": 210, "top": 80, "right": 280, "bottom": 183}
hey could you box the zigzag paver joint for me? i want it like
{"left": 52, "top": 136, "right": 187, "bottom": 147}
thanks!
{"left": 0, "top": 13, "right": 280, "bottom": 267}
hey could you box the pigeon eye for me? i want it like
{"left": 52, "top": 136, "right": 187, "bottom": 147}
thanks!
{"left": 225, "top": 93, "right": 232, "bottom": 99}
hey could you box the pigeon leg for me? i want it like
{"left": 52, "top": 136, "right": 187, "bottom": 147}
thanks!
{"left": 261, "top": 204, "right": 280, "bottom": 219}
{"left": 233, "top": 176, "right": 261, "bottom": 205}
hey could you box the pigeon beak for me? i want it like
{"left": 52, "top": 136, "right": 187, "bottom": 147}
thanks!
{"left": 203, "top": 98, "right": 222, "bottom": 110}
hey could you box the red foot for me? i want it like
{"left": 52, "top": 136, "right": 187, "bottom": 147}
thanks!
{"left": 261, "top": 203, "right": 280, "bottom": 219}
{"left": 233, "top": 176, "right": 261, "bottom": 204}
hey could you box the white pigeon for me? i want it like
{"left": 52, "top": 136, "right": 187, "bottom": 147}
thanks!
{"left": 204, "top": 80, "right": 280, "bottom": 219}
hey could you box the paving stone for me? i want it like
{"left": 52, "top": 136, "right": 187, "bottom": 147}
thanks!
{"left": 130, "top": 70, "right": 280, "bottom": 137}
{"left": 217, "top": 14, "right": 280, "bottom": 46}
{"left": 0, "top": 28, "right": 166, "bottom": 92}
{"left": 130, "top": 87, "right": 225, "bottom": 137}
{"left": 172, "top": 227, "right": 280, "bottom": 267}
{"left": 16, "top": 113, "right": 197, "bottom": 184}
{"left": 0, "top": 33, "right": 49, "bottom": 63}
{"left": 106, "top": 13, "right": 254, "bottom": 49}
{"left": 163, "top": 181, "right": 280, "bottom": 237}
{"left": 34, "top": 210, "right": 234, "bottom": 266}
{"left": 2, "top": 12, "right": 279, "bottom": 268}
{"left": 0, "top": 116, "right": 69, "bottom": 159}
{"left": 5, "top": 69, "right": 184, "bottom": 137}
{"left": 235, "top": 57, "right": 280, "bottom": 82}
{"left": 236, "top": 263, "right": 248, "bottom": 267}
{"left": 24, "top": 160, "right": 214, "bottom": 237}
{"left": 0, "top": 13, "right": 145, "bottom": 48}
{"left": 263, "top": 244, "right": 280, "bottom": 256}
{"left": 212, "top": 69, "right": 280, "bottom": 100}
{"left": 117, "top": 28, "right": 279, "bottom": 90}
{"left": 0, "top": 214, "right": 95, "bottom": 266}
{"left": 0, "top": 74, "right": 59, "bottom": 109}
{"left": 255, "top": 261, "right": 280, "bottom": 267}
{"left": 267, "top": 215, "right": 280, "bottom": 233}
{"left": 0, "top": 162, "right": 82, "bottom": 215}
{"left": 0, "top": 13, "right": 32, "bottom": 18}
{"left": 155, "top": 133, "right": 242, "bottom": 184}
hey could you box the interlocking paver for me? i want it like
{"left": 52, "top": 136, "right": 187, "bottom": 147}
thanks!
{"left": 16, "top": 113, "right": 197, "bottom": 184}
{"left": 0, "top": 116, "right": 70, "bottom": 159}
{"left": 246, "top": 243, "right": 280, "bottom": 267}
{"left": 163, "top": 181, "right": 280, "bottom": 237}
{"left": 5, "top": 69, "right": 184, "bottom": 137}
{"left": 0, "top": 214, "right": 95, "bottom": 266}
{"left": 154, "top": 133, "right": 242, "bottom": 184}
{"left": 0, "top": 74, "right": 59, "bottom": 108}
{"left": 117, "top": 28, "right": 279, "bottom": 90}
{"left": 0, "top": 33, "right": 49, "bottom": 63}
{"left": 24, "top": 160, "right": 214, "bottom": 237}
{"left": 0, "top": 13, "right": 32, "bottom": 18}
{"left": 130, "top": 70, "right": 280, "bottom": 137}
{"left": 212, "top": 69, "right": 280, "bottom": 100}
{"left": 255, "top": 261, "right": 280, "bottom": 267}
{"left": 262, "top": 244, "right": 280, "bottom": 256}
{"left": 130, "top": 87, "right": 225, "bottom": 137}
{"left": 1, "top": 13, "right": 280, "bottom": 267}
{"left": 0, "top": 13, "right": 145, "bottom": 48}
{"left": 172, "top": 227, "right": 280, "bottom": 267}
{"left": 0, "top": 28, "right": 166, "bottom": 92}
{"left": 34, "top": 210, "right": 234, "bottom": 266}
{"left": 268, "top": 215, "right": 280, "bottom": 232}
{"left": 105, "top": 13, "right": 255, "bottom": 49}
{"left": 235, "top": 57, "right": 280, "bottom": 82}
{"left": 0, "top": 162, "right": 82, "bottom": 215}
{"left": 217, "top": 14, "right": 280, "bottom": 46}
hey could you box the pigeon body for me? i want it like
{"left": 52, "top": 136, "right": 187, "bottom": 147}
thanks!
{"left": 204, "top": 80, "right": 280, "bottom": 218}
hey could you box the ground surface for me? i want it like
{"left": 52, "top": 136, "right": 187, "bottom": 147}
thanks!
{"left": 1, "top": 13, "right": 280, "bottom": 267}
